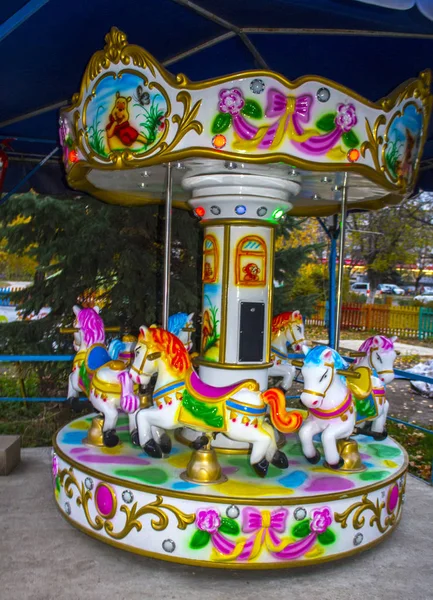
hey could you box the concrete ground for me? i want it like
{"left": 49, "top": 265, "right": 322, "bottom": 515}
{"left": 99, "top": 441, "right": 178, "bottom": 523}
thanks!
{"left": 1, "top": 448, "right": 433, "bottom": 600}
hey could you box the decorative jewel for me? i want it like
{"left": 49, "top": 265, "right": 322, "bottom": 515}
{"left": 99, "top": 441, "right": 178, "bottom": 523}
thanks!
{"left": 226, "top": 505, "right": 240, "bottom": 519}
{"left": 386, "top": 484, "right": 399, "bottom": 514}
{"left": 122, "top": 490, "right": 134, "bottom": 504}
{"left": 250, "top": 79, "right": 265, "bottom": 94}
{"left": 316, "top": 87, "right": 331, "bottom": 103}
{"left": 321, "top": 176, "right": 332, "bottom": 183}
{"left": 64, "top": 502, "right": 71, "bottom": 516}
{"left": 95, "top": 483, "right": 117, "bottom": 519}
{"left": 162, "top": 539, "right": 176, "bottom": 553}
{"left": 348, "top": 148, "right": 360, "bottom": 162}
{"left": 210, "top": 205, "right": 221, "bottom": 215}
{"left": 69, "top": 150, "right": 79, "bottom": 163}
{"left": 272, "top": 208, "right": 284, "bottom": 220}
{"left": 235, "top": 205, "right": 247, "bottom": 215}
{"left": 294, "top": 507, "right": 307, "bottom": 521}
{"left": 212, "top": 134, "right": 227, "bottom": 149}
{"left": 52, "top": 453, "right": 59, "bottom": 478}
{"left": 194, "top": 206, "right": 206, "bottom": 218}
{"left": 257, "top": 206, "right": 267, "bottom": 217}
{"left": 225, "top": 161, "right": 237, "bottom": 169}
{"left": 353, "top": 532, "right": 363, "bottom": 546}
{"left": 312, "top": 193, "right": 321, "bottom": 200}
{"left": 84, "top": 477, "right": 93, "bottom": 491}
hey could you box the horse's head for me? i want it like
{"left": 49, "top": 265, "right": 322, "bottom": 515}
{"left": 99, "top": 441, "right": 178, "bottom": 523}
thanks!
{"left": 300, "top": 345, "right": 348, "bottom": 409}
{"left": 130, "top": 325, "right": 191, "bottom": 385}
{"left": 73, "top": 304, "right": 105, "bottom": 349}
{"left": 356, "top": 335, "right": 398, "bottom": 384}
{"left": 130, "top": 326, "right": 162, "bottom": 385}
{"left": 272, "top": 310, "right": 305, "bottom": 351}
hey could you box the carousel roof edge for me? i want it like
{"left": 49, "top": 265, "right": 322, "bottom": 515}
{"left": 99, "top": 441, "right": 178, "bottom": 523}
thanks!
{"left": 59, "top": 27, "right": 432, "bottom": 199}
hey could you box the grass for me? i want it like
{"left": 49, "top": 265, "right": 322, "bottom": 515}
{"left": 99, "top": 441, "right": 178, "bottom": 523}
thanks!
{"left": 136, "top": 95, "right": 165, "bottom": 146}
{"left": 88, "top": 105, "right": 107, "bottom": 156}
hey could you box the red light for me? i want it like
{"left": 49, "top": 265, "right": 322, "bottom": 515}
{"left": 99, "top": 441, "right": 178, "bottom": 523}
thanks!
{"left": 195, "top": 206, "right": 206, "bottom": 217}
{"left": 69, "top": 150, "right": 79, "bottom": 163}
{"left": 347, "top": 148, "right": 360, "bottom": 163}
{"left": 212, "top": 134, "right": 226, "bottom": 149}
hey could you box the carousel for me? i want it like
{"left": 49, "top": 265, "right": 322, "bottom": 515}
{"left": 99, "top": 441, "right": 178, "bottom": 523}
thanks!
{"left": 52, "top": 27, "right": 431, "bottom": 568}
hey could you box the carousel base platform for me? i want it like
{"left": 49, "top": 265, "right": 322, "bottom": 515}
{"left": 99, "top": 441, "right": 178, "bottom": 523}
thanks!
{"left": 52, "top": 414, "right": 407, "bottom": 569}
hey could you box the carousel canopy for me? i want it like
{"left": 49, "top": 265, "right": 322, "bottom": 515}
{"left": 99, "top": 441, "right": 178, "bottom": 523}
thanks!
{"left": 2, "top": 0, "right": 433, "bottom": 196}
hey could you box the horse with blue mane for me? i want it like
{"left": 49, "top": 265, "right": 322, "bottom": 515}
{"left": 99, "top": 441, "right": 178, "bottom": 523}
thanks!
{"left": 297, "top": 345, "right": 359, "bottom": 469}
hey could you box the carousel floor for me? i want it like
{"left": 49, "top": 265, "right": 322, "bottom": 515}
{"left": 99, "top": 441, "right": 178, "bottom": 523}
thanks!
{"left": 52, "top": 414, "right": 408, "bottom": 569}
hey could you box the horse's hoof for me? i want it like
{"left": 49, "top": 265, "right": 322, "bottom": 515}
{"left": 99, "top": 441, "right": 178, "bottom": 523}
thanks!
{"left": 370, "top": 429, "right": 388, "bottom": 441}
{"left": 130, "top": 429, "right": 140, "bottom": 446}
{"left": 191, "top": 435, "right": 209, "bottom": 450}
{"left": 143, "top": 439, "right": 163, "bottom": 458}
{"left": 103, "top": 429, "right": 119, "bottom": 448}
{"left": 271, "top": 450, "right": 289, "bottom": 469}
{"left": 252, "top": 459, "right": 269, "bottom": 478}
{"left": 159, "top": 433, "right": 172, "bottom": 454}
{"left": 326, "top": 457, "right": 345, "bottom": 470}
{"left": 305, "top": 450, "right": 321, "bottom": 465}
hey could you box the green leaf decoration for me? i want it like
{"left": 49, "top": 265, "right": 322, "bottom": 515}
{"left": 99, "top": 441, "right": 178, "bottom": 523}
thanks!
{"left": 241, "top": 99, "right": 263, "bottom": 120}
{"left": 316, "top": 113, "right": 337, "bottom": 132}
{"left": 317, "top": 528, "right": 336, "bottom": 546}
{"left": 55, "top": 476, "right": 61, "bottom": 493}
{"left": 182, "top": 389, "right": 224, "bottom": 429}
{"left": 189, "top": 529, "right": 211, "bottom": 550}
{"left": 211, "top": 112, "right": 232, "bottom": 134}
{"left": 342, "top": 130, "right": 360, "bottom": 148}
{"left": 219, "top": 517, "right": 240, "bottom": 536}
{"left": 292, "top": 519, "right": 311, "bottom": 538}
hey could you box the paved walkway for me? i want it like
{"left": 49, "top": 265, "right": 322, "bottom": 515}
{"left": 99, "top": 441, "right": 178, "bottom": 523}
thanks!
{"left": 316, "top": 340, "right": 433, "bottom": 357}
{"left": 1, "top": 448, "right": 433, "bottom": 600}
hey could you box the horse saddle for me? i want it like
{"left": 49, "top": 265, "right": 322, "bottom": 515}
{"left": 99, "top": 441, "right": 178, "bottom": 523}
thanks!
{"left": 178, "top": 369, "right": 260, "bottom": 432}
{"left": 78, "top": 344, "right": 114, "bottom": 396}
{"left": 355, "top": 387, "right": 385, "bottom": 424}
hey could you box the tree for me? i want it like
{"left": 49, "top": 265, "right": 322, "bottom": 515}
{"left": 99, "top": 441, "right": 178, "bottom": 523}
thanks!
{"left": 347, "top": 194, "right": 433, "bottom": 291}
{"left": 0, "top": 192, "right": 321, "bottom": 354}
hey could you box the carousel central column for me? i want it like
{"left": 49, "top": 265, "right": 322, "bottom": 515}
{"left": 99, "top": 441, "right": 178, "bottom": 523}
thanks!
{"left": 182, "top": 161, "right": 300, "bottom": 390}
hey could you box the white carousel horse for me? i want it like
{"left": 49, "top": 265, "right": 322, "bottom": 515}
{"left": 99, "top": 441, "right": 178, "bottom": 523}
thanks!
{"left": 296, "top": 345, "right": 362, "bottom": 469}
{"left": 65, "top": 305, "right": 143, "bottom": 446}
{"left": 131, "top": 326, "right": 303, "bottom": 477}
{"left": 269, "top": 310, "right": 306, "bottom": 391}
{"left": 351, "top": 335, "right": 398, "bottom": 440}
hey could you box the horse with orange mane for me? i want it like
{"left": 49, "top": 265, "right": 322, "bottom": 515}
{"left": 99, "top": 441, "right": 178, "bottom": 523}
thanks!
{"left": 131, "top": 326, "right": 303, "bottom": 478}
{"left": 268, "top": 310, "right": 306, "bottom": 390}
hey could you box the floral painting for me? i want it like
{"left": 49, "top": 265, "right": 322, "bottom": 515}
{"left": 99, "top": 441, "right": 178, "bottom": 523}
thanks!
{"left": 201, "top": 284, "right": 221, "bottom": 361}
{"left": 85, "top": 72, "right": 167, "bottom": 157}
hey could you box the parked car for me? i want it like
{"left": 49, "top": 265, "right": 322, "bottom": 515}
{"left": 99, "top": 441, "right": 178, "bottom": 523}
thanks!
{"left": 414, "top": 293, "right": 433, "bottom": 304}
{"left": 377, "top": 284, "right": 405, "bottom": 295}
{"left": 350, "top": 282, "right": 371, "bottom": 296}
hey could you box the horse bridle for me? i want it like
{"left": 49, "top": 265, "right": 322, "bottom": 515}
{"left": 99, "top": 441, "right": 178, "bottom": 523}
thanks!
{"left": 130, "top": 343, "right": 161, "bottom": 378}
{"left": 303, "top": 362, "right": 335, "bottom": 398}
{"left": 285, "top": 321, "right": 305, "bottom": 348}
{"left": 368, "top": 346, "right": 394, "bottom": 376}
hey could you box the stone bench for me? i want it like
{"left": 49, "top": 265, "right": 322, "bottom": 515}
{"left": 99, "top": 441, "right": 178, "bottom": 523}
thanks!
{"left": 0, "top": 435, "right": 21, "bottom": 475}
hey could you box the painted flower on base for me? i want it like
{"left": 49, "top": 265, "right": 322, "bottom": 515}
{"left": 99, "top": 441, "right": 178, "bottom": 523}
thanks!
{"left": 335, "top": 104, "right": 357, "bottom": 132}
{"left": 310, "top": 507, "right": 333, "bottom": 534}
{"left": 196, "top": 508, "right": 221, "bottom": 534}
{"left": 219, "top": 89, "right": 245, "bottom": 116}
{"left": 52, "top": 452, "right": 59, "bottom": 478}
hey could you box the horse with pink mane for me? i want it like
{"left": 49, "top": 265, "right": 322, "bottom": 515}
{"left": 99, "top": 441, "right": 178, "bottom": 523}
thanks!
{"left": 353, "top": 334, "right": 398, "bottom": 439}
{"left": 74, "top": 306, "right": 106, "bottom": 346}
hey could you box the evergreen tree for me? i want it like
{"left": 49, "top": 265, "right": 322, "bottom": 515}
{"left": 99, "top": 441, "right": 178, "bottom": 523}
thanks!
{"left": 0, "top": 192, "right": 320, "bottom": 353}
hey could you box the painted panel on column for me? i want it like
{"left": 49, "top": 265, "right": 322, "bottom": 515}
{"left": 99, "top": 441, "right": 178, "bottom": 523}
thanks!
{"left": 239, "top": 302, "right": 265, "bottom": 362}
{"left": 201, "top": 227, "right": 223, "bottom": 363}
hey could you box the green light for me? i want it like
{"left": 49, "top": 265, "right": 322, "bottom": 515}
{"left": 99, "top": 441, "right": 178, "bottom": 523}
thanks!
{"left": 272, "top": 208, "right": 284, "bottom": 220}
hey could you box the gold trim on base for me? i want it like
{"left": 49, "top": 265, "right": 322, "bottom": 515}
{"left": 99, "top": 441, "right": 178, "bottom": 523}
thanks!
{"left": 55, "top": 501, "right": 403, "bottom": 570}
{"left": 52, "top": 427, "right": 408, "bottom": 506}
